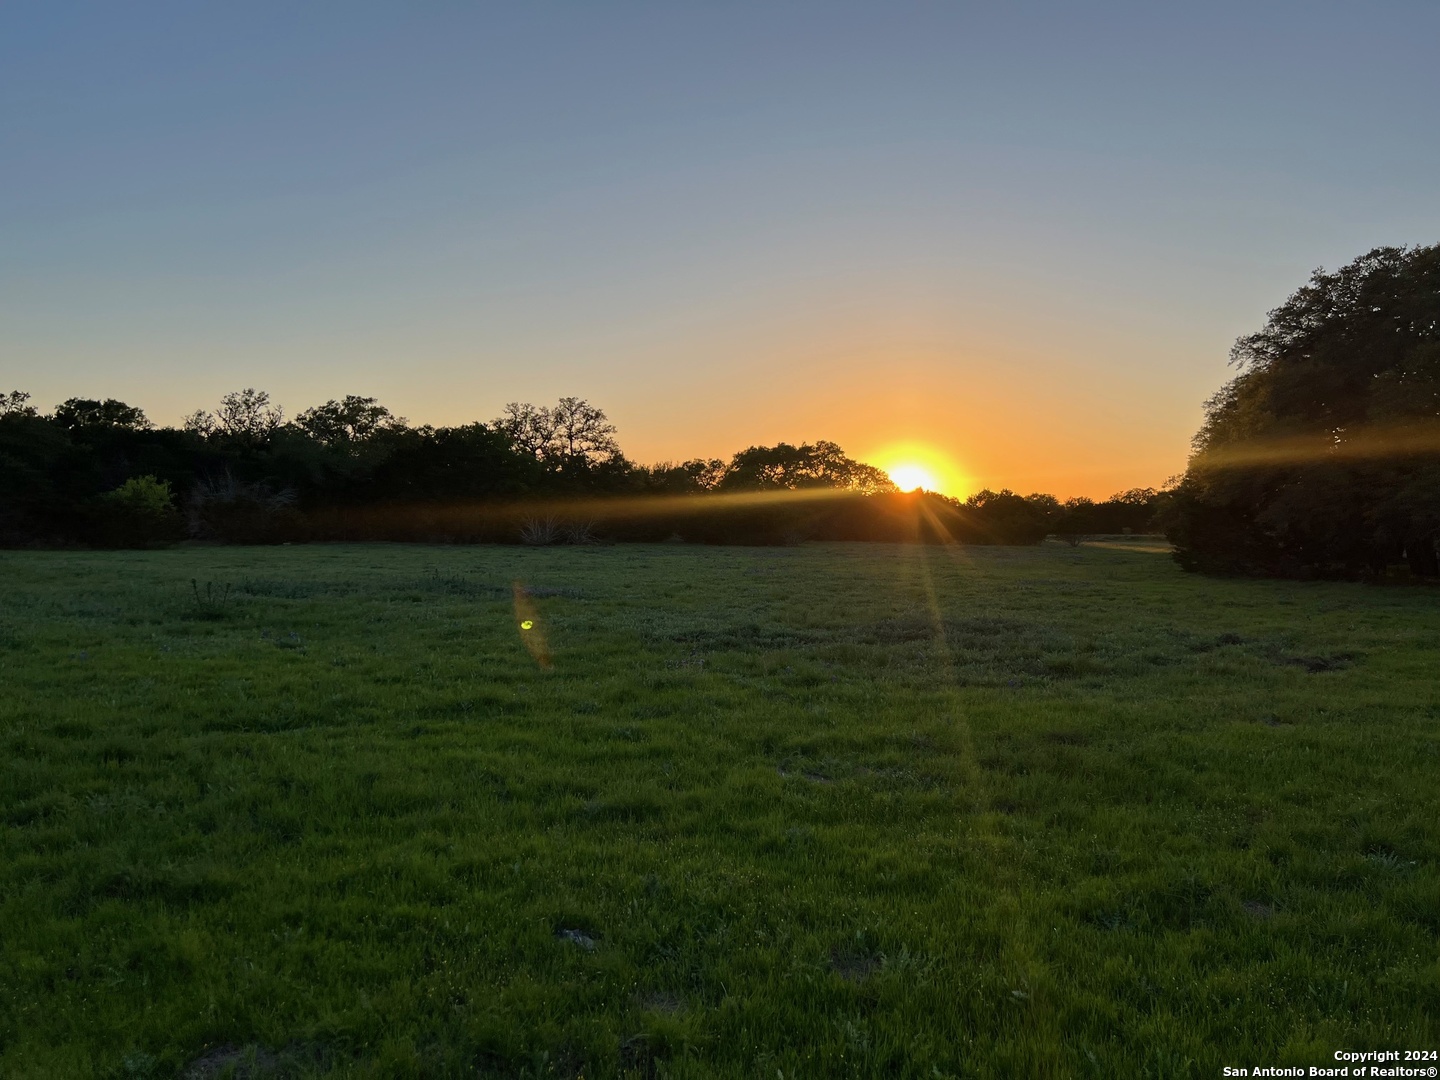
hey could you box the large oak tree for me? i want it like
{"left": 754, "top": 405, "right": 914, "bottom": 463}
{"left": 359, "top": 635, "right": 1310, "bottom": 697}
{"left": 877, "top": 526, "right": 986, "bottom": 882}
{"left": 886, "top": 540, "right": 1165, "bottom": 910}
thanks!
{"left": 1167, "top": 244, "right": 1440, "bottom": 578}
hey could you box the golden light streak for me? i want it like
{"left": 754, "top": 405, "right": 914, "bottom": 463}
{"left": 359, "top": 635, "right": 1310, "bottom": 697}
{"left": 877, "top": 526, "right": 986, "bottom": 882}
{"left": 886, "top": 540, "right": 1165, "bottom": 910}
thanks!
{"left": 306, "top": 484, "right": 898, "bottom": 539}
{"left": 496, "top": 485, "right": 860, "bottom": 521}
{"left": 1197, "top": 424, "right": 1440, "bottom": 470}
{"left": 880, "top": 499, "right": 1060, "bottom": 1042}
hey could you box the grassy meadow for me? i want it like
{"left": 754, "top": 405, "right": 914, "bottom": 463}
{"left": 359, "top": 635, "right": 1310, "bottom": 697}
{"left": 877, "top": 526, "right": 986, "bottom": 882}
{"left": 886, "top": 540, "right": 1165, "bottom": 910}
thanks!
{"left": 1, "top": 539, "right": 1437, "bottom": 1078}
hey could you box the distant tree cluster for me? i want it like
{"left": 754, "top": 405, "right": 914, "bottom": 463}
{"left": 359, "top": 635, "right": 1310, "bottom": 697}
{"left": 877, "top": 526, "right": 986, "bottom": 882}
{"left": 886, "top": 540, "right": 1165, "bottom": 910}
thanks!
{"left": 1165, "top": 243, "right": 1440, "bottom": 579}
{"left": 717, "top": 441, "right": 897, "bottom": 494}
{"left": 0, "top": 385, "right": 1170, "bottom": 549}
{"left": 1051, "top": 488, "right": 1168, "bottom": 545}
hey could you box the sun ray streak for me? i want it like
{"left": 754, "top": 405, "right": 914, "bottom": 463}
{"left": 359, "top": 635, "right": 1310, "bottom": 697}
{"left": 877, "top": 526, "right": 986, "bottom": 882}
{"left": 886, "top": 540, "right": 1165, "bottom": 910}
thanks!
{"left": 904, "top": 500, "right": 986, "bottom": 808}
{"left": 903, "top": 496, "right": 1061, "bottom": 1043}
{"left": 1197, "top": 423, "right": 1440, "bottom": 470}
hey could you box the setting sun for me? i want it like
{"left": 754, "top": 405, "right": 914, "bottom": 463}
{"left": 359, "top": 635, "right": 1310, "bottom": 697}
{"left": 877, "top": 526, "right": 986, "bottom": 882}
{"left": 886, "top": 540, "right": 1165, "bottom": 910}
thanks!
{"left": 872, "top": 444, "right": 964, "bottom": 495}
{"left": 886, "top": 463, "right": 940, "bottom": 493}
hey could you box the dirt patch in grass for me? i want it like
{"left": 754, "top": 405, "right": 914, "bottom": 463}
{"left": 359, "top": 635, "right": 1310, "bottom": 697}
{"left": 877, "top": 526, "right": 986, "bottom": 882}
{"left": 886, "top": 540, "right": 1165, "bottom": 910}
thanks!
{"left": 556, "top": 927, "right": 598, "bottom": 951}
{"left": 636, "top": 990, "right": 684, "bottom": 1014}
{"left": 1281, "top": 652, "right": 1358, "bottom": 673}
{"left": 830, "top": 947, "right": 881, "bottom": 983}
{"left": 183, "top": 1044, "right": 281, "bottom": 1079}
{"left": 777, "top": 767, "right": 834, "bottom": 785}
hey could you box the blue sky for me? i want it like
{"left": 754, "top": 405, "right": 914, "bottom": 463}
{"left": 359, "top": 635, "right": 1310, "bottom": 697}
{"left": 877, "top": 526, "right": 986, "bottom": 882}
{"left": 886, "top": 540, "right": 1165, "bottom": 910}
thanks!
{"left": 3, "top": 2, "right": 1437, "bottom": 495}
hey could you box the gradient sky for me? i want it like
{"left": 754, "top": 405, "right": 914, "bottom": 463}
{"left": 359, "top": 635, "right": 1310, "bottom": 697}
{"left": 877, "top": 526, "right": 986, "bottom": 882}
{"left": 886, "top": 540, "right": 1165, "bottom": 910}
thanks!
{"left": 4, "top": 2, "right": 1438, "bottom": 497}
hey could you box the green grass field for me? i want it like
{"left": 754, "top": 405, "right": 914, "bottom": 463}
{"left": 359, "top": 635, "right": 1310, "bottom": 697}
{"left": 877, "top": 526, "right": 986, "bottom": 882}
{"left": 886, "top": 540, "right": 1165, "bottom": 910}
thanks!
{"left": 2, "top": 540, "right": 1437, "bottom": 1078}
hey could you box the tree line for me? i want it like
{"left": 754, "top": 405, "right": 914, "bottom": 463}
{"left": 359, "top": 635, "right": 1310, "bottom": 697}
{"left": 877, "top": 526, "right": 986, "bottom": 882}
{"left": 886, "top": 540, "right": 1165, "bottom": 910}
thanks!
{"left": 0, "top": 389, "right": 1164, "bottom": 548}
{"left": 11, "top": 241, "right": 1431, "bottom": 570}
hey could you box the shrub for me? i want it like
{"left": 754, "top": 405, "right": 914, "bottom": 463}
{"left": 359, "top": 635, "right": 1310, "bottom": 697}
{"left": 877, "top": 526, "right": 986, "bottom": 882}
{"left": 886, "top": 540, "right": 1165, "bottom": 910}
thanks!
{"left": 519, "top": 516, "right": 563, "bottom": 546}
{"left": 91, "top": 476, "right": 184, "bottom": 548}
{"left": 187, "top": 473, "right": 299, "bottom": 544}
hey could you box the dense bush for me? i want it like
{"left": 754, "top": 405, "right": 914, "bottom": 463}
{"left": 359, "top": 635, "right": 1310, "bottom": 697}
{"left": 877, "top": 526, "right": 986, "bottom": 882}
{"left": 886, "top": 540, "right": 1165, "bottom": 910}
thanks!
{"left": 186, "top": 474, "right": 302, "bottom": 545}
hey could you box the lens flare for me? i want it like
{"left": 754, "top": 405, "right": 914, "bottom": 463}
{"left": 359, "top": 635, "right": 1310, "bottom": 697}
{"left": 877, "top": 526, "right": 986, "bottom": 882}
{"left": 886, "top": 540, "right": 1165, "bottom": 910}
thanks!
{"left": 512, "top": 584, "right": 551, "bottom": 669}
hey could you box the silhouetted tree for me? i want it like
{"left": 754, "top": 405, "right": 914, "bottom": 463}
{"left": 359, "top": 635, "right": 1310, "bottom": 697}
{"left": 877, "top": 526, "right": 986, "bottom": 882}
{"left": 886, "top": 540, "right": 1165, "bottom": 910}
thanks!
{"left": 1, "top": 391, "right": 38, "bottom": 417}
{"left": 367, "top": 423, "right": 544, "bottom": 501}
{"left": 718, "top": 441, "right": 898, "bottom": 494}
{"left": 1053, "top": 488, "right": 1164, "bottom": 542}
{"left": 0, "top": 402, "right": 69, "bottom": 541}
{"left": 494, "top": 402, "right": 552, "bottom": 458}
{"left": 53, "top": 398, "right": 151, "bottom": 431}
{"left": 549, "top": 397, "right": 620, "bottom": 465}
{"left": 1055, "top": 497, "right": 1096, "bottom": 545}
{"left": 962, "top": 489, "right": 1050, "bottom": 544}
{"left": 185, "top": 388, "right": 284, "bottom": 444}
{"left": 1168, "top": 243, "right": 1440, "bottom": 577}
{"left": 641, "top": 458, "right": 727, "bottom": 493}
{"left": 294, "top": 395, "right": 405, "bottom": 447}
{"left": 494, "top": 397, "right": 619, "bottom": 471}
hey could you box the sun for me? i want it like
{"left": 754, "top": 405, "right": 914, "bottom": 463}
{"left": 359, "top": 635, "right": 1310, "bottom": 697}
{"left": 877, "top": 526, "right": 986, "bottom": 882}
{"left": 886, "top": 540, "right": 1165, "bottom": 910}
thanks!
{"left": 872, "top": 443, "right": 966, "bottom": 495}
{"left": 887, "top": 463, "right": 940, "bottom": 493}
